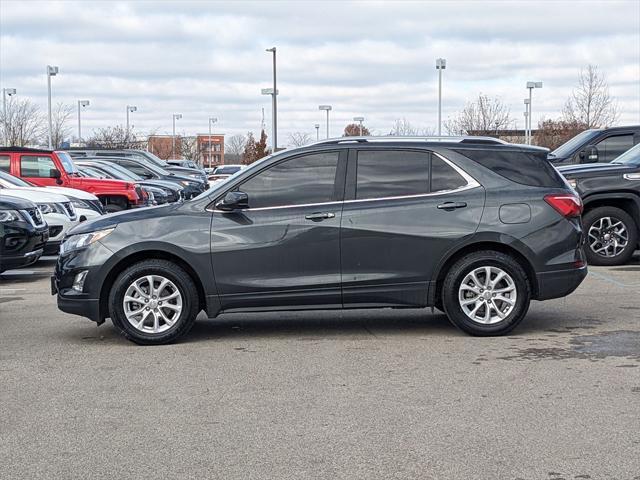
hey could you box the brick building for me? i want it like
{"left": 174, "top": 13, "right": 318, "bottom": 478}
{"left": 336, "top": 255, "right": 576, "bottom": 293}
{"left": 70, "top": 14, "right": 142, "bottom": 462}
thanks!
{"left": 197, "top": 134, "right": 225, "bottom": 167}
{"left": 148, "top": 135, "right": 182, "bottom": 160}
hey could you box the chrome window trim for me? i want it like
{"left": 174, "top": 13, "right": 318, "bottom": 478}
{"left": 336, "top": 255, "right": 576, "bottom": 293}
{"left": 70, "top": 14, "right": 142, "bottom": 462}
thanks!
{"left": 207, "top": 151, "right": 481, "bottom": 213}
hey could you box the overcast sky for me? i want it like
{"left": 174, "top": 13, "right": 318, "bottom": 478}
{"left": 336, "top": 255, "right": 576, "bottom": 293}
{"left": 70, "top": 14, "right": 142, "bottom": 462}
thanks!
{"left": 1, "top": 0, "right": 639, "bottom": 146}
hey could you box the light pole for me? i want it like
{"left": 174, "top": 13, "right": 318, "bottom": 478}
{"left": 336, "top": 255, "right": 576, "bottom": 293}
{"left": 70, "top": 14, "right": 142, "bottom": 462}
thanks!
{"left": 526, "top": 81, "right": 542, "bottom": 145}
{"left": 208, "top": 116, "right": 218, "bottom": 167}
{"left": 314, "top": 124, "right": 320, "bottom": 141}
{"left": 77, "top": 100, "right": 90, "bottom": 142}
{"left": 353, "top": 116, "right": 364, "bottom": 136}
{"left": 523, "top": 98, "right": 530, "bottom": 144}
{"left": 266, "top": 47, "right": 277, "bottom": 151}
{"left": 47, "top": 65, "right": 59, "bottom": 148}
{"left": 126, "top": 105, "right": 137, "bottom": 132}
{"left": 436, "top": 58, "right": 446, "bottom": 136}
{"left": 2, "top": 88, "right": 16, "bottom": 146}
{"left": 319, "top": 105, "right": 332, "bottom": 139}
{"left": 172, "top": 113, "right": 182, "bottom": 158}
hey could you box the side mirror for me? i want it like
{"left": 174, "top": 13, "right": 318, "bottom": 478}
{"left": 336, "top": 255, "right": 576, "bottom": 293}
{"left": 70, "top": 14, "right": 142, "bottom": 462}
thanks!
{"left": 586, "top": 146, "right": 599, "bottom": 163}
{"left": 215, "top": 191, "right": 249, "bottom": 211}
{"left": 50, "top": 168, "right": 63, "bottom": 184}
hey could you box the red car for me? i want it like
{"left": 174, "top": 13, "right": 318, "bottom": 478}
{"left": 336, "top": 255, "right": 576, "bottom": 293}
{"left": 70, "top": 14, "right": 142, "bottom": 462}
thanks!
{"left": 0, "top": 147, "right": 146, "bottom": 212}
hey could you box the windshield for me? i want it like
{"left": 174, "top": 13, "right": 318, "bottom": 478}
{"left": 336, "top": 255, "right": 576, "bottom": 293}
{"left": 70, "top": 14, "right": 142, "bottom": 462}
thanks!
{"left": 0, "top": 170, "right": 34, "bottom": 187}
{"left": 549, "top": 130, "right": 600, "bottom": 158}
{"left": 137, "top": 151, "right": 169, "bottom": 167}
{"left": 98, "top": 162, "right": 143, "bottom": 181}
{"left": 611, "top": 142, "right": 640, "bottom": 166}
{"left": 215, "top": 166, "right": 242, "bottom": 175}
{"left": 56, "top": 151, "right": 79, "bottom": 173}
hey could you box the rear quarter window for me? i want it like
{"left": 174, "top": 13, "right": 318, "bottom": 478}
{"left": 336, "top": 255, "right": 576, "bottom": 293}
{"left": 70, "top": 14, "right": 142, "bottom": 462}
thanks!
{"left": 454, "top": 148, "right": 565, "bottom": 188}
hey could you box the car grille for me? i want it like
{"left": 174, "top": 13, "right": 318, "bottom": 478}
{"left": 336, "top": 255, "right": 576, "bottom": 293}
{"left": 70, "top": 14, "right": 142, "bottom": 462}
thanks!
{"left": 61, "top": 202, "right": 77, "bottom": 220}
{"left": 49, "top": 226, "right": 63, "bottom": 237}
{"left": 25, "top": 207, "right": 46, "bottom": 227}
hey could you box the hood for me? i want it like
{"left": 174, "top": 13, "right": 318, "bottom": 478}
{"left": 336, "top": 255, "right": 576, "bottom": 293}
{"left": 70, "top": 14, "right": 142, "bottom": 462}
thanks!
{"left": 68, "top": 202, "right": 180, "bottom": 235}
{"left": 165, "top": 165, "right": 205, "bottom": 176}
{"left": 0, "top": 195, "right": 36, "bottom": 210}
{"left": 1, "top": 187, "right": 70, "bottom": 203}
{"left": 139, "top": 179, "right": 183, "bottom": 192}
{"left": 557, "top": 162, "right": 635, "bottom": 177}
{"left": 43, "top": 186, "right": 99, "bottom": 200}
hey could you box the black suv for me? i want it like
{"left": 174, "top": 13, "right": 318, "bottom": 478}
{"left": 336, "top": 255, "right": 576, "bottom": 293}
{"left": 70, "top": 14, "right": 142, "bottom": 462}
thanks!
{"left": 52, "top": 137, "right": 586, "bottom": 345}
{"left": 1, "top": 196, "right": 49, "bottom": 273}
{"left": 559, "top": 142, "right": 640, "bottom": 265}
{"left": 548, "top": 126, "right": 640, "bottom": 165}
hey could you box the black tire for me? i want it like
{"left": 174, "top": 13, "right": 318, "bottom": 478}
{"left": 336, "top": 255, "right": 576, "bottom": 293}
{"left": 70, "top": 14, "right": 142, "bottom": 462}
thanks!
{"left": 583, "top": 206, "right": 638, "bottom": 266}
{"left": 108, "top": 259, "right": 199, "bottom": 345}
{"left": 442, "top": 251, "right": 531, "bottom": 336}
{"left": 103, "top": 198, "right": 127, "bottom": 213}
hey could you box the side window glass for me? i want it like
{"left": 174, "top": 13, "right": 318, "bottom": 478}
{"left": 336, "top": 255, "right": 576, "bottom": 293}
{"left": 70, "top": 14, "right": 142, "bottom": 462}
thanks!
{"left": 597, "top": 134, "right": 634, "bottom": 162}
{"left": 20, "top": 155, "right": 57, "bottom": 177}
{"left": 356, "top": 150, "right": 429, "bottom": 199}
{"left": 431, "top": 156, "right": 467, "bottom": 192}
{"left": 239, "top": 152, "right": 339, "bottom": 209}
{"left": 0, "top": 155, "right": 10, "bottom": 172}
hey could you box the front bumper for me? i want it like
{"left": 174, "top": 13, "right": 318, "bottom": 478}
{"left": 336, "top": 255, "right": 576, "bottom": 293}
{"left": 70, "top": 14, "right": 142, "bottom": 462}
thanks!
{"left": 1, "top": 248, "right": 44, "bottom": 271}
{"left": 536, "top": 265, "right": 588, "bottom": 300}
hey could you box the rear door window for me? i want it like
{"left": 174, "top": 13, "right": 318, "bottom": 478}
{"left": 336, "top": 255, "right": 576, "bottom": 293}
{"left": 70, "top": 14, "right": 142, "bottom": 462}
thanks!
{"left": 0, "top": 155, "right": 10, "bottom": 172}
{"left": 596, "top": 134, "right": 634, "bottom": 162}
{"left": 20, "top": 155, "right": 57, "bottom": 177}
{"left": 356, "top": 150, "right": 430, "bottom": 199}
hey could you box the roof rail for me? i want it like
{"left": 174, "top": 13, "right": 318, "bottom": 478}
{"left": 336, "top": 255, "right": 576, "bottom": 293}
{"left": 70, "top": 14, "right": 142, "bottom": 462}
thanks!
{"left": 311, "top": 135, "right": 509, "bottom": 146}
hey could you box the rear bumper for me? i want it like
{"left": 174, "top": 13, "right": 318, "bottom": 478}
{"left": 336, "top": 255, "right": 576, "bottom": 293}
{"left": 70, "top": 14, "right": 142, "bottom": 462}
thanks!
{"left": 536, "top": 265, "right": 588, "bottom": 300}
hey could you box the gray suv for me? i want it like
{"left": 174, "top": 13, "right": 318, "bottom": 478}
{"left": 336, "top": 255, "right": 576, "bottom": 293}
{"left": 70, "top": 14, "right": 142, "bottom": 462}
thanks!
{"left": 52, "top": 137, "right": 587, "bottom": 344}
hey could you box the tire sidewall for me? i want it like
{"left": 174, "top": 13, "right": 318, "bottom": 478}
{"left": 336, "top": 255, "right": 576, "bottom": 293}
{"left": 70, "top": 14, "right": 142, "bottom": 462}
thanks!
{"left": 109, "top": 261, "right": 197, "bottom": 344}
{"left": 583, "top": 207, "right": 637, "bottom": 266}
{"left": 443, "top": 252, "right": 530, "bottom": 336}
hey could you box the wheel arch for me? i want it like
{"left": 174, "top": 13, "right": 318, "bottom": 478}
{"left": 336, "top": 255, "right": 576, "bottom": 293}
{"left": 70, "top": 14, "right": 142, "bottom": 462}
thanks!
{"left": 430, "top": 238, "right": 539, "bottom": 304}
{"left": 98, "top": 249, "right": 208, "bottom": 323}
{"left": 582, "top": 192, "right": 640, "bottom": 234}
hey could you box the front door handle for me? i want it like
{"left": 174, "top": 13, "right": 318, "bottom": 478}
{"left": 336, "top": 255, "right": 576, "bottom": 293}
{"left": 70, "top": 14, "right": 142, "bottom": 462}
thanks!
{"left": 437, "top": 201, "right": 467, "bottom": 210}
{"left": 305, "top": 212, "right": 335, "bottom": 220}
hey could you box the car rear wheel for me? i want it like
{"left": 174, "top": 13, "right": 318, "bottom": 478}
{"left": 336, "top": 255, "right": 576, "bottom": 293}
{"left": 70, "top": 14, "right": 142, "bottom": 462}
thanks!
{"left": 441, "top": 251, "right": 531, "bottom": 336}
{"left": 108, "top": 259, "right": 199, "bottom": 345}
{"left": 583, "top": 206, "right": 637, "bottom": 266}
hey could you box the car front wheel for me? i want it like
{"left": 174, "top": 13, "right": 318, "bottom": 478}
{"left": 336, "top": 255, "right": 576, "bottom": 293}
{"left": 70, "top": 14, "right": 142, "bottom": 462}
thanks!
{"left": 583, "top": 206, "right": 637, "bottom": 266}
{"left": 442, "top": 251, "right": 531, "bottom": 336}
{"left": 108, "top": 259, "right": 199, "bottom": 345}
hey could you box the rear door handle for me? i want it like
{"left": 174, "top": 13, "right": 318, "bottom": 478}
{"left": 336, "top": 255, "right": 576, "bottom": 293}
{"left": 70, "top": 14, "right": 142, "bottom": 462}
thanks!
{"left": 305, "top": 212, "right": 335, "bottom": 220}
{"left": 437, "top": 201, "right": 467, "bottom": 210}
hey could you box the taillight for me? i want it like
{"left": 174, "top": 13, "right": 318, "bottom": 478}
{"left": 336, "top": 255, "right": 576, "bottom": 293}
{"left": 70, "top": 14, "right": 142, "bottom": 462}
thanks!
{"left": 544, "top": 193, "right": 583, "bottom": 218}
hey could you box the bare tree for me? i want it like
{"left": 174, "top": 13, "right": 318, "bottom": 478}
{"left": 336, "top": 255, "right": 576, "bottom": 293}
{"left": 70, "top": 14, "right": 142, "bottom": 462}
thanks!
{"left": 50, "top": 102, "right": 74, "bottom": 148}
{"left": 1, "top": 97, "right": 43, "bottom": 146}
{"left": 563, "top": 65, "right": 619, "bottom": 128}
{"left": 180, "top": 135, "right": 199, "bottom": 162}
{"left": 343, "top": 123, "right": 371, "bottom": 137}
{"left": 288, "top": 131, "right": 312, "bottom": 147}
{"left": 389, "top": 118, "right": 435, "bottom": 136}
{"left": 444, "top": 94, "right": 514, "bottom": 135}
{"left": 226, "top": 134, "right": 246, "bottom": 162}
{"left": 535, "top": 118, "right": 586, "bottom": 150}
{"left": 86, "top": 125, "right": 141, "bottom": 149}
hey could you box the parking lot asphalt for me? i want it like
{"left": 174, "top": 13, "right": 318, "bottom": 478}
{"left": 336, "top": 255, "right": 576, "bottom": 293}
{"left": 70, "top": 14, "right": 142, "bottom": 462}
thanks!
{"left": 1, "top": 257, "right": 639, "bottom": 480}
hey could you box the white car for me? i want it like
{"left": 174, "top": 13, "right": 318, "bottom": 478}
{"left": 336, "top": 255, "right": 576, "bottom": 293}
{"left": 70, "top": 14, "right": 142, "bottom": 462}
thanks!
{"left": 1, "top": 187, "right": 79, "bottom": 255}
{"left": 0, "top": 171, "right": 103, "bottom": 221}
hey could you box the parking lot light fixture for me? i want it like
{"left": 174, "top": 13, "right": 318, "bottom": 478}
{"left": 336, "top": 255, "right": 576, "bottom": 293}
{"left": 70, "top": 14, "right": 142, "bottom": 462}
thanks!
{"left": 46, "top": 65, "right": 59, "bottom": 148}
{"left": 524, "top": 98, "right": 530, "bottom": 143}
{"left": 436, "top": 58, "right": 446, "bottom": 136}
{"left": 77, "top": 100, "right": 90, "bottom": 142}
{"left": 353, "top": 116, "right": 365, "bottom": 136}
{"left": 265, "top": 47, "right": 277, "bottom": 151}
{"left": 319, "top": 105, "right": 332, "bottom": 139}
{"left": 2, "top": 88, "right": 16, "bottom": 146}
{"left": 526, "top": 81, "right": 542, "bottom": 145}
{"left": 126, "top": 105, "right": 137, "bottom": 132}
{"left": 208, "top": 117, "right": 218, "bottom": 167}
{"left": 314, "top": 123, "right": 320, "bottom": 141}
{"left": 172, "top": 113, "right": 182, "bottom": 158}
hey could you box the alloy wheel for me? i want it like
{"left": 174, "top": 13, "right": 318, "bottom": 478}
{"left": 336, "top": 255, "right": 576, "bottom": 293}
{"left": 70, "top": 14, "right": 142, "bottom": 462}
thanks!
{"left": 588, "top": 216, "right": 629, "bottom": 258}
{"left": 123, "top": 275, "right": 183, "bottom": 334}
{"left": 458, "top": 266, "right": 517, "bottom": 325}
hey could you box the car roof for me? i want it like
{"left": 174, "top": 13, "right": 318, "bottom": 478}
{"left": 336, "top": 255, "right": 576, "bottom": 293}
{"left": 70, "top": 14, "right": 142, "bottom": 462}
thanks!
{"left": 0, "top": 146, "right": 54, "bottom": 154}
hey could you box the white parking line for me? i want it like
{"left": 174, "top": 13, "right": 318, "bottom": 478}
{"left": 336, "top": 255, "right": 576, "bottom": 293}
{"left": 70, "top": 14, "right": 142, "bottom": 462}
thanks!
{"left": 588, "top": 270, "right": 640, "bottom": 288}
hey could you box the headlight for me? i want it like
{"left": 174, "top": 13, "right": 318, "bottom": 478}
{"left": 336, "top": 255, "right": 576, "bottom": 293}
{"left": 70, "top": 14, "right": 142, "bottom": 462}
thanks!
{"left": 0, "top": 210, "right": 21, "bottom": 223}
{"left": 60, "top": 227, "right": 115, "bottom": 254}
{"left": 38, "top": 203, "right": 57, "bottom": 214}
{"left": 567, "top": 179, "right": 577, "bottom": 189}
{"left": 180, "top": 181, "right": 192, "bottom": 186}
{"left": 71, "top": 199, "right": 89, "bottom": 210}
